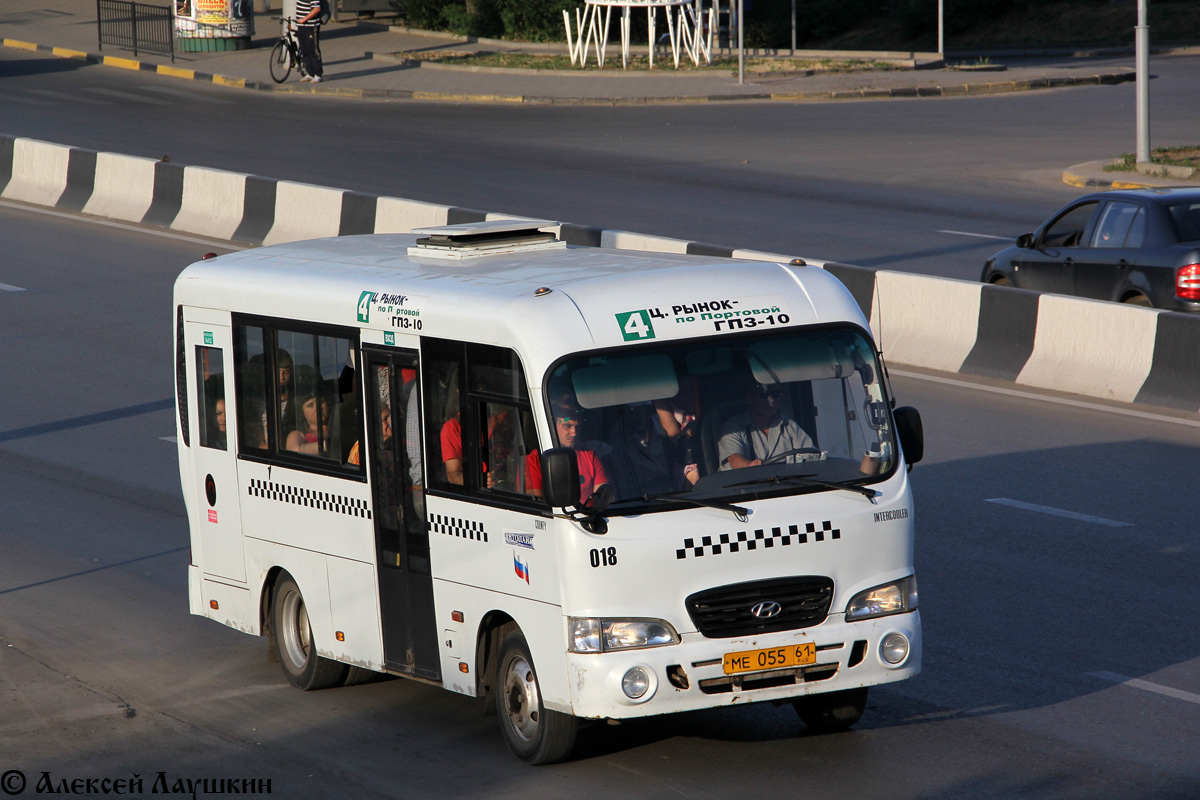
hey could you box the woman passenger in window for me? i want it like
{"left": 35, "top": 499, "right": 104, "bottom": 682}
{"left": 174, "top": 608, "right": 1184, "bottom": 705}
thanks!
{"left": 213, "top": 397, "right": 227, "bottom": 450}
{"left": 286, "top": 387, "right": 331, "bottom": 455}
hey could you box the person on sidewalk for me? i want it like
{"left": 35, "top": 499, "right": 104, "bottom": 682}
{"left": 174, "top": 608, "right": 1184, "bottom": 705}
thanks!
{"left": 295, "top": 0, "right": 324, "bottom": 83}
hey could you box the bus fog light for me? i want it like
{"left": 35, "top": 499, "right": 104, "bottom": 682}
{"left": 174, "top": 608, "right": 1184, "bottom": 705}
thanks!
{"left": 622, "top": 667, "right": 651, "bottom": 699}
{"left": 881, "top": 633, "right": 909, "bottom": 665}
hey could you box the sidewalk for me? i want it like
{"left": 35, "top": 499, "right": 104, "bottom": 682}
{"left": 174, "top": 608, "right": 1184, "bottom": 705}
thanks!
{"left": 2, "top": 0, "right": 1144, "bottom": 106}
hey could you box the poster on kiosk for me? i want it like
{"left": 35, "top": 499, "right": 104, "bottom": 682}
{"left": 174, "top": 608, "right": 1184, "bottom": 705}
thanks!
{"left": 174, "top": 0, "right": 255, "bottom": 50}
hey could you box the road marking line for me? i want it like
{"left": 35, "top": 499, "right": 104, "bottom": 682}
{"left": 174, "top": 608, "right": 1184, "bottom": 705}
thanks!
{"left": 140, "top": 85, "right": 231, "bottom": 104}
{"left": 937, "top": 229, "right": 1012, "bottom": 241}
{"left": 985, "top": 498, "right": 1132, "bottom": 527}
{"left": 82, "top": 87, "right": 171, "bottom": 105}
{"left": 1088, "top": 671, "right": 1200, "bottom": 706}
{"left": 6, "top": 96, "right": 55, "bottom": 106}
{"left": 0, "top": 283, "right": 26, "bottom": 292}
{"left": 23, "top": 88, "right": 112, "bottom": 105}
{"left": 0, "top": 199, "right": 245, "bottom": 250}
{"left": 0, "top": 399, "right": 174, "bottom": 443}
{"left": 160, "top": 436, "right": 177, "bottom": 443}
{"left": 890, "top": 370, "right": 1200, "bottom": 430}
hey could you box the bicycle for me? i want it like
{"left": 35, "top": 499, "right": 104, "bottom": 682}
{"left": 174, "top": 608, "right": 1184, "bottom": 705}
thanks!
{"left": 269, "top": 17, "right": 320, "bottom": 84}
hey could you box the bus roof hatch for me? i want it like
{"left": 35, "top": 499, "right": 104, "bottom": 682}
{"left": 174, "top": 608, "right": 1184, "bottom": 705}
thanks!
{"left": 409, "top": 220, "right": 564, "bottom": 260}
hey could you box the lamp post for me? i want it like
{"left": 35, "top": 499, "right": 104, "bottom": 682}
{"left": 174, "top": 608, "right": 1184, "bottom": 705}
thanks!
{"left": 937, "top": 0, "right": 943, "bottom": 58}
{"left": 737, "top": 0, "right": 744, "bottom": 84}
{"left": 1136, "top": 0, "right": 1150, "bottom": 163}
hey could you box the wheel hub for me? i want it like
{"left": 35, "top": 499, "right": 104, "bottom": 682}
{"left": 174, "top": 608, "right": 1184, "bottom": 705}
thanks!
{"left": 502, "top": 656, "right": 540, "bottom": 743}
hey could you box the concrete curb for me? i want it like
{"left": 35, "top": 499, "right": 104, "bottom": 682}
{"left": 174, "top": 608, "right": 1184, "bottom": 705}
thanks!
{"left": 1, "top": 37, "right": 1136, "bottom": 105}
{"left": 1060, "top": 160, "right": 1200, "bottom": 190}
{"left": 2, "top": 133, "right": 1197, "bottom": 416}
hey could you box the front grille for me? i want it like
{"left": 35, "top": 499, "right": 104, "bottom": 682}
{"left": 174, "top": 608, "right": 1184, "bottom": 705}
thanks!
{"left": 685, "top": 576, "right": 834, "bottom": 638}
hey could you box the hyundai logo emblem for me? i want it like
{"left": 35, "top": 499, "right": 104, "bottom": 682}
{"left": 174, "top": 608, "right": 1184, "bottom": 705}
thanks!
{"left": 751, "top": 600, "right": 783, "bottom": 618}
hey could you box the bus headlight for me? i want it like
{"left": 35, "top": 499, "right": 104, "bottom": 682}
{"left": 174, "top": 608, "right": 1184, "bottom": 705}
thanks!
{"left": 845, "top": 576, "right": 918, "bottom": 621}
{"left": 569, "top": 618, "right": 680, "bottom": 653}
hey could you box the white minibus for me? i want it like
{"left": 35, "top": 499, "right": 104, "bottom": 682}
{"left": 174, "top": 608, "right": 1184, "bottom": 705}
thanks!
{"left": 174, "top": 221, "right": 924, "bottom": 764}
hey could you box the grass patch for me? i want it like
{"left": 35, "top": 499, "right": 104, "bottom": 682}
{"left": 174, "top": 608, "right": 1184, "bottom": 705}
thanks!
{"left": 1105, "top": 146, "right": 1200, "bottom": 172}
{"left": 400, "top": 50, "right": 897, "bottom": 72}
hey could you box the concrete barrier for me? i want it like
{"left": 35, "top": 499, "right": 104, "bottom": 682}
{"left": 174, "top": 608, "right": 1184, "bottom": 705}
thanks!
{"left": 2, "top": 132, "right": 1198, "bottom": 415}
{"left": 1017, "top": 294, "right": 1157, "bottom": 403}
{"left": 173, "top": 166, "right": 247, "bottom": 241}
{"left": 375, "top": 196, "right": 458, "bottom": 233}
{"left": 264, "top": 181, "right": 345, "bottom": 245}
{"left": 2, "top": 138, "right": 72, "bottom": 208}
{"left": 83, "top": 152, "right": 157, "bottom": 223}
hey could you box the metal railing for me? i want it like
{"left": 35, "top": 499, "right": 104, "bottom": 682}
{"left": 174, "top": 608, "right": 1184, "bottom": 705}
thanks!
{"left": 96, "top": 0, "right": 175, "bottom": 61}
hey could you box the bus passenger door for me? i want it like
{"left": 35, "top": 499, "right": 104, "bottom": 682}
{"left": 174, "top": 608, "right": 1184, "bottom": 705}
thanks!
{"left": 364, "top": 348, "right": 441, "bottom": 680}
{"left": 185, "top": 321, "right": 246, "bottom": 583}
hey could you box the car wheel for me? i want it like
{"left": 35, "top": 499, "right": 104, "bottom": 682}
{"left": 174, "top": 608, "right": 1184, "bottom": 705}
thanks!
{"left": 988, "top": 274, "right": 1013, "bottom": 287}
{"left": 1121, "top": 293, "right": 1152, "bottom": 307}
{"left": 793, "top": 687, "right": 868, "bottom": 732}
{"left": 495, "top": 630, "right": 578, "bottom": 764}
{"left": 273, "top": 573, "right": 348, "bottom": 690}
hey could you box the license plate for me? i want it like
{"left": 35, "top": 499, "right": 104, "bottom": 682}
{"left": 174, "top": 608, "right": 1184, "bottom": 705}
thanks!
{"left": 723, "top": 642, "right": 816, "bottom": 675}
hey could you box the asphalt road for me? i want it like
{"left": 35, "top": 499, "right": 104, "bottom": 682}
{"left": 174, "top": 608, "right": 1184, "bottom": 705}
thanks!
{"left": 3, "top": 48, "right": 1200, "bottom": 280}
{"left": 2, "top": 202, "right": 1199, "bottom": 798}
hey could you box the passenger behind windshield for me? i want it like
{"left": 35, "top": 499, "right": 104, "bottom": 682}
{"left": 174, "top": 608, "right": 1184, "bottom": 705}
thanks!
{"left": 545, "top": 326, "right": 896, "bottom": 509}
{"left": 718, "top": 378, "right": 816, "bottom": 470}
{"left": 605, "top": 402, "right": 699, "bottom": 497}
{"left": 525, "top": 397, "right": 610, "bottom": 505}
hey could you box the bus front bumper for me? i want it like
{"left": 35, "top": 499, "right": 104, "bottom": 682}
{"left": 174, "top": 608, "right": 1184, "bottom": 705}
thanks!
{"left": 561, "top": 611, "right": 921, "bottom": 720}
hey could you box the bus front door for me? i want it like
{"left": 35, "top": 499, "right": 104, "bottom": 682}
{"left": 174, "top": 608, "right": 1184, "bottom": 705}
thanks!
{"left": 364, "top": 348, "right": 441, "bottom": 680}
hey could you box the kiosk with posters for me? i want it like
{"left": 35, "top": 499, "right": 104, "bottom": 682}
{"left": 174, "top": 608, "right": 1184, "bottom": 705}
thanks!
{"left": 174, "top": 0, "right": 255, "bottom": 51}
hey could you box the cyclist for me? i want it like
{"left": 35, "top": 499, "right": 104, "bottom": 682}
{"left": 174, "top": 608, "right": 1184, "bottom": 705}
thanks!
{"left": 295, "top": 0, "right": 324, "bottom": 83}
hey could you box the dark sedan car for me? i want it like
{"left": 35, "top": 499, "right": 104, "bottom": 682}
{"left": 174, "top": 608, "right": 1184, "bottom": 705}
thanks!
{"left": 981, "top": 188, "right": 1200, "bottom": 311}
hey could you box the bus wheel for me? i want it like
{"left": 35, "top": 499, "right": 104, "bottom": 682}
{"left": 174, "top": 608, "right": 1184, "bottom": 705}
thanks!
{"left": 793, "top": 687, "right": 868, "bottom": 732}
{"left": 273, "top": 573, "right": 347, "bottom": 691}
{"left": 495, "top": 630, "right": 577, "bottom": 764}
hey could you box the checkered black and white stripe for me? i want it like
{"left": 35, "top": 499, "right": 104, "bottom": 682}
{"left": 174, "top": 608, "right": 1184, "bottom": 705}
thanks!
{"left": 247, "top": 478, "right": 371, "bottom": 519}
{"left": 429, "top": 513, "right": 488, "bottom": 543}
{"left": 676, "top": 521, "right": 840, "bottom": 559}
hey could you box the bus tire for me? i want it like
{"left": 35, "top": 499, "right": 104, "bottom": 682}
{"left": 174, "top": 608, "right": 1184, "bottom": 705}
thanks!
{"left": 793, "top": 687, "right": 868, "bottom": 732}
{"left": 273, "top": 573, "right": 347, "bottom": 691}
{"left": 495, "top": 630, "right": 577, "bottom": 764}
{"left": 341, "top": 666, "right": 383, "bottom": 686}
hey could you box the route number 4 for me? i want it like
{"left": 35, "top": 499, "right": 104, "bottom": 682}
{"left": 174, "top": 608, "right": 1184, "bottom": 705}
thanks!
{"left": 616, "top": 310, "right": 656, "bottom": 341}
{"left": 357, "top": 291, "right": 373, "bottom": 323}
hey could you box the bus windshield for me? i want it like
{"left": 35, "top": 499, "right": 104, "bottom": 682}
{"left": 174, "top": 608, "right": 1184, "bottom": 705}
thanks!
{"left": 545, "top": 326, "right": 897, "bottom": 510}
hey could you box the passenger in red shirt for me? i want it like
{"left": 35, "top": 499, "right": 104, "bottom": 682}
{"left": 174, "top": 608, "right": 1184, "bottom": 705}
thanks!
{"left": 526, "top": 401, "right": 610, "bottom": 506}
{"left": 441, "top": 407, "right": 514, "bottom": 487}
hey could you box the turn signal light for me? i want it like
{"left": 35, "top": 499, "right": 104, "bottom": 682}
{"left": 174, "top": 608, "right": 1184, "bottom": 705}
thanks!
{"left": 1176, "top": 264, "right": 1200, "bottom": 301}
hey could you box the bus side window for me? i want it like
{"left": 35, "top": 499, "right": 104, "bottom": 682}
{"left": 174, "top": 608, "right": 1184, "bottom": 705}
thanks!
{"left": 277, "top": 331, "right": 358, "bottom": 463}
{"left": 196, "top": 345, "right": 227, "bottom": 451}
{"left": 235, "top": 326, "right": 269, "bottom": 452}
{"left": 422, "top": 337, "right": 538, "bottom": 504}
{"left": 480, "top": 400, "right": 534, "bottom": 495}
{"left": 232, "top": 319, "right": 362, "bottom": 475}
{"left": 423, "top": 345, "right": 462, "bottom": 488}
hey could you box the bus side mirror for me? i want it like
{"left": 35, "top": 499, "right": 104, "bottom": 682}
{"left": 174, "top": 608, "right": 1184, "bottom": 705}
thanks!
{"left": 541, "top": 447, "right": 580, "bottom": 508}
{"left": 893, "top": 406, "right": 924, "bottom": 466}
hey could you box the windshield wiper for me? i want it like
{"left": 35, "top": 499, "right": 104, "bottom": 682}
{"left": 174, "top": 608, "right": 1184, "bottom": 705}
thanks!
{"left": 642, "top": 491, "right": 750, "bottom": 519}
{"left": 726, "top": 473, "right": 878, "bottom": 502}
